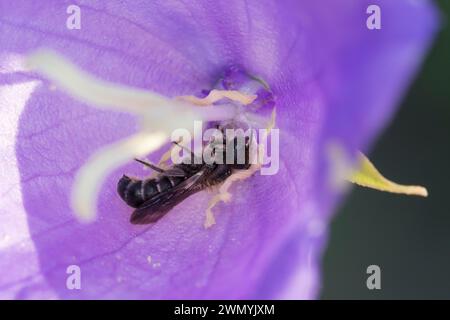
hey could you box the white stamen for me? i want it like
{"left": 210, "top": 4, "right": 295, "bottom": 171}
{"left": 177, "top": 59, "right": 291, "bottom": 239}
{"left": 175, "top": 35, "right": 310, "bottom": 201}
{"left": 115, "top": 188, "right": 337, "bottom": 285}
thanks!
{"left": 27, "top": 49, "right": 235, "bottom": 131}
{"left": 26, "top": 49, "right": 252, "bottom": 222}
{"left": 27, "top": 50, "right": 175, "bottom": 114}
{"left": 72, "top": 132, "right": 167, "bottom": 222}
{"left": 178, "top": 89, "right": 257, "bottom": 106}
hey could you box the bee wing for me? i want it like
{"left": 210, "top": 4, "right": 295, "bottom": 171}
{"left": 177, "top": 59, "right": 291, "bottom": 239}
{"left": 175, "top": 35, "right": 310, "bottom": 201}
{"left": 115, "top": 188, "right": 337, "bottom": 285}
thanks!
{"left": 130, "top": 169, "right": 209, "bottom": 224}
{"left": 161, "top": 167, "right": 187, "bottom": 177}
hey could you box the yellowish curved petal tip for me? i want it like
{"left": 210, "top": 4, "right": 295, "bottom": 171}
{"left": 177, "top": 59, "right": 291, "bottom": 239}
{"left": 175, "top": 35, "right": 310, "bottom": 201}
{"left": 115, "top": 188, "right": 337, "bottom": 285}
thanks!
{"left": 348, "top": 152, "right": 428, "bottom": 197}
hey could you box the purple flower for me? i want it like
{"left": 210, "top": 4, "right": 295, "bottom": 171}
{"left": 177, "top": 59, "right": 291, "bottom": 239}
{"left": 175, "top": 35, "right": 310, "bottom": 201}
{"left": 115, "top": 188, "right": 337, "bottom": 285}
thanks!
{"left": 0, "top": 0, "right": 437, "bottom": 299}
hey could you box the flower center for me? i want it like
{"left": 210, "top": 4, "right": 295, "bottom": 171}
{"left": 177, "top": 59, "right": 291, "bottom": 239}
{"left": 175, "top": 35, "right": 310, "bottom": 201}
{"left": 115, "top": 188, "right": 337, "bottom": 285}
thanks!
{"left": 178, "top": 65, "right": 275, "bottom": 130}
{"left": 221, "top": 66, "right": 275, "bottom": 112}
{"left": 26, "top": 50, "right": 276, "bottom": 222}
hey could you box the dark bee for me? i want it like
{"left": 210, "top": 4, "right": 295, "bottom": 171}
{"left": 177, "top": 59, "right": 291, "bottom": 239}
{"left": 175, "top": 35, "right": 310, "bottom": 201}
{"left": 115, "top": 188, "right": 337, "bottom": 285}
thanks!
{"left": 117, "top": 132, "right": 251, "bottom": 224}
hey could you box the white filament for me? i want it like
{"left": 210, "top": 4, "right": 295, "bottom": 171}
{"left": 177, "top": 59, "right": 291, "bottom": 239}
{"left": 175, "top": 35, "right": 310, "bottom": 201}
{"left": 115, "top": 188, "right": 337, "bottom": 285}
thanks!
{"left": 72, "top": 132, "right": 167, "bottom": 222}
{"left": 26, "top": 49, "right": 251, "bottom": 222}
{"left": 27, "top": 50, "right": 181, "bottom": 113}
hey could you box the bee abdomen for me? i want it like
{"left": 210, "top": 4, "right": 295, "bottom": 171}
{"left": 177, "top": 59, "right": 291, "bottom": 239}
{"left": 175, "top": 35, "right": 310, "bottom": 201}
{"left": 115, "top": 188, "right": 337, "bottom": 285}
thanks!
{"left": 117, "top": 173, "right": 187, "bottom": 209}
{"left": 117, "top": 175, "right": 157, "bottom": 208}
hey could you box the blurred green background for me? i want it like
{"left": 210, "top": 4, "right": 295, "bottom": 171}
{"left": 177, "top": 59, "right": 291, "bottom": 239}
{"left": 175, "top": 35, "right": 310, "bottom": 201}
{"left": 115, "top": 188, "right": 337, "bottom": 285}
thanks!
{"left": 321, "top": 0, "right": 450, "bottom": 299}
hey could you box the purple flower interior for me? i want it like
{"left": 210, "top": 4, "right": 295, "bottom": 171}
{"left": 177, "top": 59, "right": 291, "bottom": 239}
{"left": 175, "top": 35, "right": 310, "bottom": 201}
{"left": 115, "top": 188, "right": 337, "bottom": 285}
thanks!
{"left": 0, "top": 0, "right": 438, "bottom": 299}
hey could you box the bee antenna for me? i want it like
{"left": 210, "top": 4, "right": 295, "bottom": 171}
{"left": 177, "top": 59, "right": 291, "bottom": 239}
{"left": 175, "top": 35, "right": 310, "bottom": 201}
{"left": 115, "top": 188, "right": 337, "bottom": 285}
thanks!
{"left": 172, "top": 141, "right": 202, "bottom": 164}
{"left": 134, "top": 158, "right": 165, "bottom": 173}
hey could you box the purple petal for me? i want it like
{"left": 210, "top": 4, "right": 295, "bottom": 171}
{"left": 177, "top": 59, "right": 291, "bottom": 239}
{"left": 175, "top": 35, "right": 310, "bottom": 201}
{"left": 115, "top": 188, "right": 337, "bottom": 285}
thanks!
{"left": 0, "top": 0, "right": 437, "bottom": 299}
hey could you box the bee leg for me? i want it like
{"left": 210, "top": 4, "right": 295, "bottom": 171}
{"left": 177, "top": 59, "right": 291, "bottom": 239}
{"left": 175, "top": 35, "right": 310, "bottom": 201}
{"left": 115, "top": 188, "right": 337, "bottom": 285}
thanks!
{"left": 134, "top": 158, "right": 165, "bottom": 173}
{"left": 205, "top": 108, "right": 274, "bottom": 228}
{"left": 204, "top": 165, "right": 260, "bottom": 229}
{"left": 205, "top": 189, "right": 232, "bottom": 229}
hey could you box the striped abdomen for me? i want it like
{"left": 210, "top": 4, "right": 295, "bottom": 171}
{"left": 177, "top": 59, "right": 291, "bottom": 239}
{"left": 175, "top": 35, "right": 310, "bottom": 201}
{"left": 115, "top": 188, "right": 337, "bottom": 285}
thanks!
{"left": 117, "top": 175, "right": 184, "bottom": 208}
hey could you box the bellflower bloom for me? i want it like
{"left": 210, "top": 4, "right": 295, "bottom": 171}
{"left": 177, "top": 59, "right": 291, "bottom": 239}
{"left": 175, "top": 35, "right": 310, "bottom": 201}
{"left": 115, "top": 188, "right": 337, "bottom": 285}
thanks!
{"left": 0, "top": 0, "right": 437, "bottom": 299}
